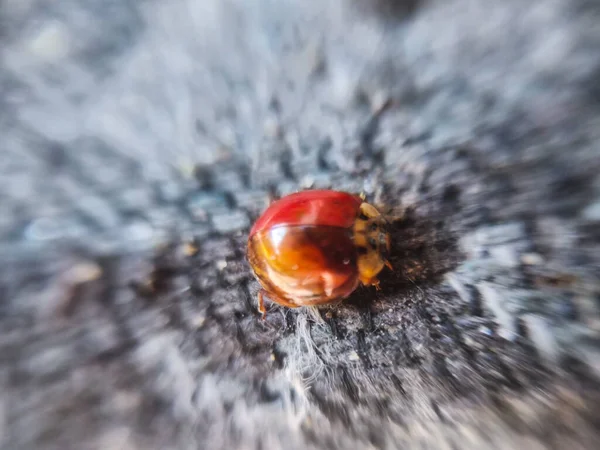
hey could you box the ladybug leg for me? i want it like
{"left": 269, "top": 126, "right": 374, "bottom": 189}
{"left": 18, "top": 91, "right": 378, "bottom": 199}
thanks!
{"left": 257, "top": 289, "right": 299, "bottom": 319}
{"left": 257, "top": 289, "right": 267, "bottom": 319}
{"left": 360, "top": 275, "right": 381, "bottom": 291}
{"left": 372, "top": 279, "right": 382, "bottom": 291}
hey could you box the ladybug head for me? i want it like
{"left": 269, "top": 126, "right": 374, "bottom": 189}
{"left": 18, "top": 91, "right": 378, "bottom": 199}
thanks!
{"left": 353, "top": 202, "right": 392, "bottom": 286}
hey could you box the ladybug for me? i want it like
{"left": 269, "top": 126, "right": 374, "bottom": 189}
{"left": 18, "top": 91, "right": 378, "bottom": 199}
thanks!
{"left": 247, "top": 189, "right": 393, "bottom": 317}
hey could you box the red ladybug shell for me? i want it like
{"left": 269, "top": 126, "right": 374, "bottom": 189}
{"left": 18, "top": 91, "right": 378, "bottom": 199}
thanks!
{"left": 246, "top": 189, "right": 391, "bottom": 317}
{"left": 249, "top": 190, "right": 363, "bottom": 238}
{"left": 246, "top": 190, "right": 364, "bottom": 310}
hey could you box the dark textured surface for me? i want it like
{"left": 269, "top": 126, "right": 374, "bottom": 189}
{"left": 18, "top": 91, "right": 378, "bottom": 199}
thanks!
{"left": 2, "top": 0, "right": 600, "bottom": 449}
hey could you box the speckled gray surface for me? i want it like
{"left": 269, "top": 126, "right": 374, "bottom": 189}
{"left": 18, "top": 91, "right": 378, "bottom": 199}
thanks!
{"left": 2, "top": 0, "right": 600, "bottom": 449}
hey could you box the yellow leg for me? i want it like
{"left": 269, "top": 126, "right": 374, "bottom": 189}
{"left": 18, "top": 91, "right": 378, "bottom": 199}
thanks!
{"left": 360, "top": 276, "right": 381, "bottom": 290}
{"left": 257, "top": 289, "right": 299, "bottom": 319}
{"left": 258, "top": 289, "right": 267, "bottom": 319}
{"left": 373, "top": 279, "right": 382, "bottom": 291}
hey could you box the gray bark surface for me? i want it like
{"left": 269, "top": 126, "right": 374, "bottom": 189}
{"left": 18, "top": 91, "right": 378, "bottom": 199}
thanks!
{"left": 1, "top": 0, "right": 600, "bottom": 449}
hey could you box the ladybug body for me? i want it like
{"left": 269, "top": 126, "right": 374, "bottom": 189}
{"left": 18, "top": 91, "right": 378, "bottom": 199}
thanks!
{"left": 247, "top": 190, "right": 392, "bottom": 316}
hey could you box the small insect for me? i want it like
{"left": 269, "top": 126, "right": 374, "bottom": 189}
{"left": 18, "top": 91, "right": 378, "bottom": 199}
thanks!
{"left": 246, "top": 189, "right": 393, "bottom": 317}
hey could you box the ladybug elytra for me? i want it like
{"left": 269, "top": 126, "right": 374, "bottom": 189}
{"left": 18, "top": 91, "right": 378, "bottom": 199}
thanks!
{"left": 246, "top": 190, "right": 392, "bottom": 317}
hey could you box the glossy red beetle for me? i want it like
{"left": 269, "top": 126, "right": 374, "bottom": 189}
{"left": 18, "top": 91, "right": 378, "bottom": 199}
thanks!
{"left": 246, "top": 189, "right": 392, "bottom": 317}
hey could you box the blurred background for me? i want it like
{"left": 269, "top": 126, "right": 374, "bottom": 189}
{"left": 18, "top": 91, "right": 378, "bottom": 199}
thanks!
{"left": 1, "top": 0, "right": 600, "bottom": 449}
